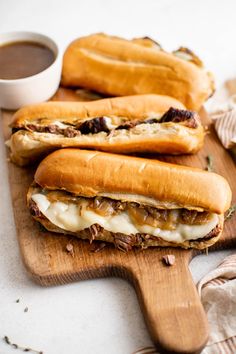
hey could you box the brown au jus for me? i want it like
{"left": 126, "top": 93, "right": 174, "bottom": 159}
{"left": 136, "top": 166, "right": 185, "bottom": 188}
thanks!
{"left": 0, "top": 41, "right": 55, "bottom": 80}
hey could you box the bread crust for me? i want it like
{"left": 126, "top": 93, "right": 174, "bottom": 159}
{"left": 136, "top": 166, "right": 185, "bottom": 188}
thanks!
{"left": 34, "top": 149, "right": 232, "bottom": 214}
{"left": 61, "top": 33, "right": 215, "bottom": 111}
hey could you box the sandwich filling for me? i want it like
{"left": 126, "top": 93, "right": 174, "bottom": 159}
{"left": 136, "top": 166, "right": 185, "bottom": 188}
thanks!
{"left": 12, "top": 108, "right": 199, "bottom": 138}
{"left": 29, "top": 189, "right": 220, "bottom": 245}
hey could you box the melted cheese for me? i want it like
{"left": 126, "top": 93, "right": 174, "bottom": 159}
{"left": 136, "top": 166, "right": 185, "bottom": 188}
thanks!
{"left": 174, "top": 51, "right": 193, "bottom": 61}
{"left": 52, "top": 121, "right": 70, "bottom": 129}
{"left": 32, "top": 193, "right": 219, "bottom": 243}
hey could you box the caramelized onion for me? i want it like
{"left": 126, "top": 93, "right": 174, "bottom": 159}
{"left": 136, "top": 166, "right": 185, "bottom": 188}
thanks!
{"left": 46, "top": 190, "right": 78, "bottom": 204}
{"left": 181, "top": 210, "right": 212, "bottom": 224}
{"left": 128, "top": 206, "right": 150, "bottom": 224}
{"left": 42, "top": 191, "right": 212, "bottom": 227}
{"left": 128, "top": 205, "right": 178, "bottom": 230}
{"left": 88, "top": 197, "right": 115, "bottom": 216}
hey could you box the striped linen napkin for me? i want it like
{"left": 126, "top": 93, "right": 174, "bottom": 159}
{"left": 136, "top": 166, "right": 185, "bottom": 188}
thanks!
{"left": 133, "top": 254, "right": 236, "bottom": 354}
{"left": 211, "top": 94, "right": 236, "bottom": 154}
{"left": 214, "top": 109, "right": 236, "bottom": 150}
{"left": 198, "top": 254, "right": 236, "bottom": 354}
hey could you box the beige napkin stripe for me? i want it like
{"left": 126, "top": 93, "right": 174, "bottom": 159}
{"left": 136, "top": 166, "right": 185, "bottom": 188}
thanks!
{"left": 206, "top": 277, "right": 227, "bottom": 287}
{"left": 219, "top": 254, "right": 236, "bottom": 267}
{"left": 214, "top": 109, "right": 236, "bottom": 149}
{"left": 213, "top": 336, "right": 236, "bottom": 354}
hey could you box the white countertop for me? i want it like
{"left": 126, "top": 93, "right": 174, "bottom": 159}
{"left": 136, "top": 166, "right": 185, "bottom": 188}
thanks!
{"left": 0, "top": 1, "right": 235, "bottom": 353}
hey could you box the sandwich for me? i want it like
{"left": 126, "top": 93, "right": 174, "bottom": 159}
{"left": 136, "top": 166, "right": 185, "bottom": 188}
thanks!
{"left": 61, "top": 33, "right": 215, "bottom": 111}
{"left": 8, "top": 94, "right": 204, "bottom": 166}
{"left": 27, "top": 149, "right": 231, "bottom": 251}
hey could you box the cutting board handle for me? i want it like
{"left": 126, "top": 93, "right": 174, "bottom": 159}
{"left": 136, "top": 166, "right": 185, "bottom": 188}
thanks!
{"left": 130, "top": 250, "right": 209, "bottom": 354}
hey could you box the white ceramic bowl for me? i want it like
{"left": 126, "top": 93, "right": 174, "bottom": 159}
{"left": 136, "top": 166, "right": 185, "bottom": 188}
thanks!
{"left": 0, "top": 31, "right": 62, "bottom": 109}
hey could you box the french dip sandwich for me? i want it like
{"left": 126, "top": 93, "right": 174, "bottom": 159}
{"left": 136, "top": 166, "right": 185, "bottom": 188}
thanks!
{"left": 9, "top": 95, "right": 204, "bottom": 166}
{"left": 27, "top": 149, "right": 231, "bottom": 251}
{"left": 61, "top": 33, "right": 215, "bottom": 111}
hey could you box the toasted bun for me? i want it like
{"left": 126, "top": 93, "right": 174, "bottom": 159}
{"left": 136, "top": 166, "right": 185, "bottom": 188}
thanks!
{"left": 61, "top": 33, "right": 215, "bottom": 111}
{"left": 34, "top": 149, "right": 231, "bottom": 214}
{"left": 12, "top": 94, "right": 185, "bottom": 127}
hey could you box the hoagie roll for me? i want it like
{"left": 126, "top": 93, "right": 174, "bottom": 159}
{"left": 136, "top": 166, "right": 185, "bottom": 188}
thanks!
{"left": 61, "top": 33, "right": 214, "bottom": 110}
{"left": 8, "top": 95, "right": 204, "bottom": 166}
{"left": 27, "top": 149, "right": 231, "bottom": 251}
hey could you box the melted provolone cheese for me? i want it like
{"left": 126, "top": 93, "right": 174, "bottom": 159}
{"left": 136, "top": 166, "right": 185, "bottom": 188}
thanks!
{"left": 52, "top": 121, "right": 70, "bottom": 129}
{"left": 32, "top": 193, "right": 219, "bottom": 243}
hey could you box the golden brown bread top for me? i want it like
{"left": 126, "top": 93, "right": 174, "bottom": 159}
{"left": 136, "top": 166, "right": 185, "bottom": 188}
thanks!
{"left": 11, "top": 94, "right": 185, "bottom": 127}
{"left": 34, "top": 149, "right": 232, "bottom": 214}
{"left": 61, "top": 33, "right": 215, "bottom": 111}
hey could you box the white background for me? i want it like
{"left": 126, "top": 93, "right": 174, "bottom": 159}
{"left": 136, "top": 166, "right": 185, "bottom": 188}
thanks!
{"left": 0, "top": 1, "right": 235, "bottom": 353}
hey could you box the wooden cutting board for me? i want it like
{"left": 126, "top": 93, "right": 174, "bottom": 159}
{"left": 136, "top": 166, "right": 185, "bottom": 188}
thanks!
{"left": 1, "top": 89, "right": 236, "bottom": 354}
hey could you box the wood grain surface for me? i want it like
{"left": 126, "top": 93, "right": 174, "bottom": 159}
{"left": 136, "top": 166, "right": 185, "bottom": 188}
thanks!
{"left": 1, "top": 89, "right": 236, "bottom": 354}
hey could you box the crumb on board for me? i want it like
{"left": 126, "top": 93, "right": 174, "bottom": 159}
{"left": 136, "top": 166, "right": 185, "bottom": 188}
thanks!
{"left": 162, "top": 254, "right": 176, "bottom": 266}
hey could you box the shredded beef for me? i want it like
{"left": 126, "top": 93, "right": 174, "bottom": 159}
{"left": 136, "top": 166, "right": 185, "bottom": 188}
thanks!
{"left": 77, "top": 117, "right": 110, "bottom": 134}
{"left": 143, "top": 118, "right": 159, "bottom": 124}
{"left": 26, "top": 124, "right": 63, "bottom": 134}
{"left": 112, "top": 223, "right": 220, "bottom": 251}
{"left": 159, "top": 107, "right": 198, "bottom": 128}
{"left": 25, "top": 123, "right": 81, "bottom": 137}
{"left": 115, "top": 118, "right": 160, "bottom": 130}
{"left": 13, "top": 107, "right": 198, "bottom": 137}
{"left": 29, "top": 200, "right": 42, "bottom": 217}
{"left": 88, "top": 223, "right": 102, "bottom": 243}
{"left": 115, "top": 108, "right": 198, "bottom": 131}
{"left": 90, "top": 223, "right": 219, "bottom": 252}
{"left": 203, "top": 224, "right": 222, "bottom": 240}
{"left": 160, "top": 107, "right": 194, "bottom": 122}
{"left": 46, "top": 125, "right": 60, "bottom": 134}
{"left": 115, "top": 120, "right": 140, "bottom": 130}
{"left": 26, "top": 124, "right": 42, "bottom": 132}
{"left": 113, "top": 233, "right": 137, "bottom": 252}
{"left": 64, "top": 127, "right": 80, "bottom": 138}
{"left": 12, "top": 127, "right": 21, "bottom": 134}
